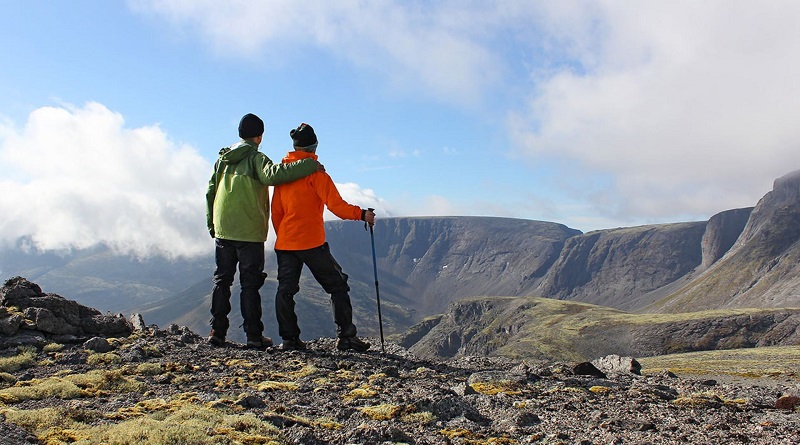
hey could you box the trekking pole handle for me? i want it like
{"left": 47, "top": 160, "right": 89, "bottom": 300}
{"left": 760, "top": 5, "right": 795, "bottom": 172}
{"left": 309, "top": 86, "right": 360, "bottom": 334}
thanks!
{"left": 365, "top": 208, "right": 375, "bottom": 231}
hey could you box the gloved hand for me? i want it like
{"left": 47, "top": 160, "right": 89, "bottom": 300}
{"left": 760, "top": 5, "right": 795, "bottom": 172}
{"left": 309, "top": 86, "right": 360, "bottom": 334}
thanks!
{"left": 209, "top": 228, "right": 215, "bottom": 238}
{"left": 361, "top": 208, "right": 376, "bottom": 227}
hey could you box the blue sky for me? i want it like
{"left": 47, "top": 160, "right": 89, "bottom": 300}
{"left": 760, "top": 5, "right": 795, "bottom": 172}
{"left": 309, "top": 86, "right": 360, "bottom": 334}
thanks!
{"left": 2, "top": 1, "right": 800, "bottom": 258}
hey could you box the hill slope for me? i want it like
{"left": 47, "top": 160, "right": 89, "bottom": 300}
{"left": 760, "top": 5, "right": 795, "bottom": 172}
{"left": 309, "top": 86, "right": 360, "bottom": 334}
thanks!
{"left": 399, "top": 296, "right": 800, "bottom": 362}
{"left": 647, "top": 170, "right": 800, "bottom": 312}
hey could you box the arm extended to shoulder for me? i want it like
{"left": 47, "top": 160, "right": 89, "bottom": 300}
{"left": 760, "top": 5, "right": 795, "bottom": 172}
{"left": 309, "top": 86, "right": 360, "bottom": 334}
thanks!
{"left": 258, "top": 156, "right": 318, "bottom": 186}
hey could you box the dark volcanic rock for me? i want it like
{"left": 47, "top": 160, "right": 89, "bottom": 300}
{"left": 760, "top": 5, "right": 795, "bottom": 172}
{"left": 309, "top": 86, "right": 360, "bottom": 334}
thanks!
{"left": 0, "top": 277, "right": 133, "bottom": 346}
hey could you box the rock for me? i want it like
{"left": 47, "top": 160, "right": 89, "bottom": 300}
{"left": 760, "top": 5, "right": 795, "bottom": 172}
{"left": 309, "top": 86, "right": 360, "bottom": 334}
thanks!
{"left": 83, "top": 337, "right": 114, "bottom": 353}
{"left": 572, "top": 362, "right": 606, "bottom": 378}
{"left": 81, "top": 314, "right": 134, "bottom": 337}
{"left": 0, "top": 277, "right": 133, "bottom": 339}
{"left": 235, "top": 394, "right": 266, "bottom": 409}
{"left": 129, "top": 313, "right": 148, "bottom": 332}
{"left": 0, "top": 313, "right": 24, "bottom": 336}
{"left": 24, "top": 307, "right": 79, "bottom": 335}
{"left": 776, "top": 395, "right": 800, "bottom": 410}
{"left": 591, "top": 354, "right": 642, "bottom": 376}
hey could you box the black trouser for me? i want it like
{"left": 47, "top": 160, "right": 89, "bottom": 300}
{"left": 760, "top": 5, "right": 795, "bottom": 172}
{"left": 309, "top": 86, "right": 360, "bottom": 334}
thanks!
{"left": 210, "top": 238, "right": 266, "bottom": 337}
{"left": 275, "top": 242, "right": 357, "bottom": 340}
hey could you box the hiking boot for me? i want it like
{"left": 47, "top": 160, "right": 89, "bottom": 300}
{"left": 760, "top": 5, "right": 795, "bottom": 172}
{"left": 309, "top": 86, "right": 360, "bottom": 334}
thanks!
{"left": 336, "top": 336, "right": 370, "bottom": 352}
{"left": 281, "top": 337, "right": 307, "bottom": 351}
{"left": 246, "top": 335, "right": 273, "bottom": 349}
{"left": 207, "top": 330, "right": 226, "bottom": 347}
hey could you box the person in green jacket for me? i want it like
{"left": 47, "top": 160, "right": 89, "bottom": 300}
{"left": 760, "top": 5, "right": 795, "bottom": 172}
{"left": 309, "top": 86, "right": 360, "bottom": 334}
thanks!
{"left": 205, "top": 113, "right": 322, "bottom": 349}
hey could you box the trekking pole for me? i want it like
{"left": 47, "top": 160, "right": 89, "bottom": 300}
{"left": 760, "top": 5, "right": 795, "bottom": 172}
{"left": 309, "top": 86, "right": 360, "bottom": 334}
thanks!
{"left": 366, "top": 208, "right": 386, "bottom": 353}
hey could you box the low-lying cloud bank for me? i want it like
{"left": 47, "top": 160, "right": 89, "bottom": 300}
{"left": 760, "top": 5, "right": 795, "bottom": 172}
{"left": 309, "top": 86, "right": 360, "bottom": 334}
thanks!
{"left": 0, "top": 103, "right": 384, "bottom": 259}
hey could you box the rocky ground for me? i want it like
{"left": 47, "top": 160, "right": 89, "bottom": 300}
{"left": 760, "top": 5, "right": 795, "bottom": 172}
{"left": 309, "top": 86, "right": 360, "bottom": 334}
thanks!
{"left": 0, "top": 277, "right": 799, "bottom": 444}
{"left": 0, "top": 324, "right": 799, "bottom": 445}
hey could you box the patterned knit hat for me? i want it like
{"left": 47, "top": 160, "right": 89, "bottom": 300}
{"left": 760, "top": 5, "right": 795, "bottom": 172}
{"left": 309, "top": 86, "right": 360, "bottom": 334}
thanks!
{"left": 290, "top": 123, "right": 318, "bottom": 150}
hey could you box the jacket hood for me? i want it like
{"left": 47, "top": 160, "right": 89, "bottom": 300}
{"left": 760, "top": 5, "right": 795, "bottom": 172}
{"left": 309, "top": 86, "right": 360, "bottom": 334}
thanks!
{"left": 282, "top": 150, "right": 318, "bottom": 164}
{"left": 219, "top": 140, "right": 258, "bottom": 164}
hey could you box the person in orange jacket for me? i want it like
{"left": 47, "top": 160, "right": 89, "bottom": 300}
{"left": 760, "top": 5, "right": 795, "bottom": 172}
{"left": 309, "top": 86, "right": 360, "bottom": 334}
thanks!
{"left": 271, "top": 123, "right": 376, "bottom": 352}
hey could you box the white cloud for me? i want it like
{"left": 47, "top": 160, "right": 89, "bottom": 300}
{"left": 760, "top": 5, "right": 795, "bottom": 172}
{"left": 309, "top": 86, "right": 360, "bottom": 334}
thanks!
{"left": 129, "top": 0, "right": 800, "bottom": 226}
{"left": 128, "top": 0, "right": 503, "bottom": 105}
{"left": 0, "top": 103, "right": 211, "bottom": 258}
{"left": 0, "top": 103, "right": 388, "bottom": 258}
{"left": 509, "top": 1, "right": 800, "bottom": 221}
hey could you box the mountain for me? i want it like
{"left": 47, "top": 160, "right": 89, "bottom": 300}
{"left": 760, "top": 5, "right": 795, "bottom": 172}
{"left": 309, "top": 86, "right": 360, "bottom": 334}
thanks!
{"left": 401, "top": 170, "right": 800, "bottom": 359}
{"left": 646, "top": 170, "right": 800, "bottom": 312}
{"left": 4, "top": 169, "right": 800, "bottom": 359}
{"left": 138, "top": 217, "right": 579, "bottom": 342}
{"left": 0, "top": 241, "right": 213, "bottom": 313}
{"left": 534, "top": 221, "right": 708, "bottom": 311}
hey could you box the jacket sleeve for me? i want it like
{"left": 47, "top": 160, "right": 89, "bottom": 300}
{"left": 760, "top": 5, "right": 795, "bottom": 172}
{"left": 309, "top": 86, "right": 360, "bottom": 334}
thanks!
{"left": 205, "top": 163, "right": 219, "bottom": 230}
{"left": 271, "top": 186, "right": 284, "bottom": 234}
{"left": 256, "top": 154, "right": 317, "bottom": 186}
{"left": 315, "top": 174, "right": 363, "bottom": 221}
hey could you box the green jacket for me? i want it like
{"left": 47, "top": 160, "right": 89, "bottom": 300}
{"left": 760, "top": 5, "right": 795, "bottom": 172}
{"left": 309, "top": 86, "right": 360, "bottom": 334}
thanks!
{"left": 206, "top": 140, "right": 317, "bottom": 242}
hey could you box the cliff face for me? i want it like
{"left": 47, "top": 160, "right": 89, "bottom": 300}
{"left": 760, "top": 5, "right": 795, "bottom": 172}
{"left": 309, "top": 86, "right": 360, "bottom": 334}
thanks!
{"left": 700, "top": 208, "right": 753, "bottom": 269}
{"left": 648, "top": 170, "right": 800, "bottom": 313}
{"left": 534, "top": 223, "right": 707, "bottom": 311}
{"left": 324, "top": 217, "right": 580, "bottom": 315}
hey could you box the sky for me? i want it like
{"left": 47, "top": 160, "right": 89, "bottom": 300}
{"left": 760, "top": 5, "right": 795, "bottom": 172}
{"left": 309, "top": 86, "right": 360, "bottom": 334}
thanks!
{"left": 2, "top": 1, "right": 800, "bottom": 259}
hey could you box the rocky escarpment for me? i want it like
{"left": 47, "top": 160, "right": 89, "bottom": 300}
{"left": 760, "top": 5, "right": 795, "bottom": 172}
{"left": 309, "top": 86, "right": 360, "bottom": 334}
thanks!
{"left": 650, "top": 170, "right": 800, "bottom": 313}
{"left": 400, "top": 296, "right": 800, "bottom": 362}
{"left": 535, "top": 222, "right": 707, "bottom": 311}
{"left": 326, "top": 216, "right": 581, "bottom": 315}
{"left": 0, "top": 279, "right": 799, "bottom": 444}
{"left": 700, "top": 207, "right": 753, "bottom": 269}
{"left": 0, "top": 276, "right": 133, "bottom": 347}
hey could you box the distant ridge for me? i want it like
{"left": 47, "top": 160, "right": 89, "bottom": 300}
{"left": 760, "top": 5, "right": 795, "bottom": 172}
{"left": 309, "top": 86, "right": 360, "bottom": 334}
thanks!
{"left": 3, "top": 170, "right": 800, "bottom": 359}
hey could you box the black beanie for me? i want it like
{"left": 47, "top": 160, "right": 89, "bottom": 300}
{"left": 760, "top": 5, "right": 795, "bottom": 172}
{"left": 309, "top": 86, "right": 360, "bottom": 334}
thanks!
{"left": 238, "top": 113, "right": 264, "bottom": 139}
{"left": 290, "top": 123, "right": 318, "bottom": 148}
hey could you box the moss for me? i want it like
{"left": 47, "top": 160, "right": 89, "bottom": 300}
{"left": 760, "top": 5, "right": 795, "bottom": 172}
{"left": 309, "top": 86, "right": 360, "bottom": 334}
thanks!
{"left": 440, "top": 428, "right": 477, "bottom": 439}
{"left": 64, "top": 369, "right": 145, "bottom": 395}
{"left": 343, "top": 386, "right": 378, "bottom": 401}
{"left": 86, "top": 352, "right": 121, "bottom": 366}
{"left": 401, "top": 411, "right": 436, "bottom": 424}
{"left": 315, "top": 418, "right": 344, "bottom": 430}
{"left": 589, "top": 386, "right": 612, "bottom": 394}
{"left": 42, "top": 343, "right": 64, "bottom": 353}
{"left": 334, "top": 369, "right": 360, "bottom": 381}
{"left": 141, "top": 344, "right": 163, "bottom": 357}
{"left": 638, "top": 345, "right": 800, "bottom": 380}
{"left": 135, "top": 362, "right": 164, "bottom": 376}
{"left": 0, "top": 346, "right": 36, "bottom": 372}
{"left": 225, "top": 359, "right": 256, "bottom": 368}
{"left": 368, "top": 372, "right": 388, "bottom": 382}
{"left": 470, "top": 381, "right": 522, "bottom": 395}
{"left": 289, "top": 364, "right": 319, "bottom": 379}
{"left": 0, "top": 368, "right": 145, "bottom": 404}
{"left": 359, "top": 403, "right": 405, "bottom": 420}
{"left": 0, "top": 378, "right": 84, "bottom": 403}
{"left": 0, "top": 372, "right": 16, "bottom": 384}
{"left": 257, "top": 381, "right": 299, "bottom": 392}
{"left": 672, "top": 393, "right": 724, "bottom": 408}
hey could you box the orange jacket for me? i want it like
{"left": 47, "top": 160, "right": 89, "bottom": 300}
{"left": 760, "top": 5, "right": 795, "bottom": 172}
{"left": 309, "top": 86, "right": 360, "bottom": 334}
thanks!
{"left": 271, "top": 151, "right": 364, "bottom": 250}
